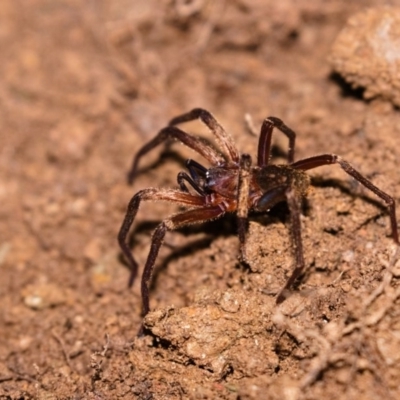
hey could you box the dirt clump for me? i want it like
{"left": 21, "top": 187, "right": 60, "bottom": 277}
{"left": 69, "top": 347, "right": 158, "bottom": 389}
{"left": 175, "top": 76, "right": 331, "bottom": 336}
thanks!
{"left": 330, "top": 6, "right": 400, "bottom": 107}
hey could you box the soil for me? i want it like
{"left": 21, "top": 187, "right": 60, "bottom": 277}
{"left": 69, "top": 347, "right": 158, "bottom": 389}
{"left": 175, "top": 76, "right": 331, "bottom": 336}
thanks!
{"left": 1, "top": 1, "right": 400, "bottom": 399}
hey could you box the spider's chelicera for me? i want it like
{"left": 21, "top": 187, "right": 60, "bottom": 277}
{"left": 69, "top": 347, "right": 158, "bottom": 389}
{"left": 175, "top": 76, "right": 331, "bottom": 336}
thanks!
{"left": 118, "top": 108, "right": 399, "bottom": 319}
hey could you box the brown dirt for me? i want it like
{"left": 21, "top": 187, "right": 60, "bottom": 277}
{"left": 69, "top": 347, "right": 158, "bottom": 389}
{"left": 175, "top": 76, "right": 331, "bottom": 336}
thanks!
{"left": 1, "top": 1, "right": 400, "bottom": 399}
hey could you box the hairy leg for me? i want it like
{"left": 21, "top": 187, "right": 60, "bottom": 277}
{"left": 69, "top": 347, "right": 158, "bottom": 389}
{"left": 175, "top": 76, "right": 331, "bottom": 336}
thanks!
{"left": 128, "top": 126, "right": 224, "bottom": 184}
{"left": 118, "top": 188, "right": 207, "bottom": 287}
{"left": 292, "top": 154, "right": 399, "bottom": 244}
{"left": 237, "top": 154, "right": 252, "bottom": 261}
{"left": 169, "top": 108, "right": 240, "bottom": 164}
{"left": 276, "top": 187, "right": 305, "bottom": 303}
{"left": 140, "top": 205, "right": 226, "bottom": 318}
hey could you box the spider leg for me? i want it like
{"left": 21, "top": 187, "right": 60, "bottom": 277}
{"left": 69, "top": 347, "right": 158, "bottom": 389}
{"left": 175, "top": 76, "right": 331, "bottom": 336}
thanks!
{"left": 177, "top": 159, "right": 208, "bottom": 194}
{"left": 292, "top": 154, "right": 399, "bottom": 244}
{"left": 169, "top": 108, "right": 240, "bottom": 164}
{"left": 257, "top": 117, "right": 296, "bottom": 167}
{"left": 237, "top": 154, "right": 252, "bottom": 261}
{"left": 118, "top": 188, "right": 207, "bottom": 288}
{"left": 276, "top": 187, "right": 305, "bottom": 304}
{"left": 141, "top": 205, "right": 226, "bottom": 317}
{"left": 127, "top": 126, "right": 224, "bottom": 184}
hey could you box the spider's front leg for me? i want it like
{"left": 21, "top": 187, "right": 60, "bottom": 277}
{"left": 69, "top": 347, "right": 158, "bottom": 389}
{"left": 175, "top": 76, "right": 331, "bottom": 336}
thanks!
{"left": 118, "top": 188, "right": 207, "bottom": 286}
{"left": 140, "top": 205, "right": 226, "bottom": 319}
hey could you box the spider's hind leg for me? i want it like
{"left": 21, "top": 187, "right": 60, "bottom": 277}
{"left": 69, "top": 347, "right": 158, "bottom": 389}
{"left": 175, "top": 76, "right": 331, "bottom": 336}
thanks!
{"left": 237, "top": 154, "right": 252, "bottom": 263}
{"left": 292, "top": 154, "right": 399, "bottom": 244}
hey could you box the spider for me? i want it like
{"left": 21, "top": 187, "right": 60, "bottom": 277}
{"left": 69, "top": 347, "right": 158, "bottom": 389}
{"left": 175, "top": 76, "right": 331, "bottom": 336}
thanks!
{"left": 118, "top": 108, "right": 399, "bottom": 318}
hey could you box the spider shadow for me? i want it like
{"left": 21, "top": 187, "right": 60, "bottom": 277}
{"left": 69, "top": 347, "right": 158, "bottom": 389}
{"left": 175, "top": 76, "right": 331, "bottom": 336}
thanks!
{"left": 128, "top": 141, "right": 219, "bottom": 183}
{"left": 127, "top": 149, "right": 188, "bottom": 183}
{"left": 310, "top": 176, "right": 388, "bottom": 216}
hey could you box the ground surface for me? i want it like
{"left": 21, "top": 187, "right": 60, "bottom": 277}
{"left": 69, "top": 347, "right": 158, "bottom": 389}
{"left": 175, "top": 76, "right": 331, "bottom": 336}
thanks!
{"left": 1, "top": 1, "right": 400, "bottom": 399}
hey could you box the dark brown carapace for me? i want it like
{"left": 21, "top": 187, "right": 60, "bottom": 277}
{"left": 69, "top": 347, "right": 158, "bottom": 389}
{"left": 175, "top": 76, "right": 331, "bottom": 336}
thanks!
{"left": 118, "top": 108, "right": 399, "bottom": 321}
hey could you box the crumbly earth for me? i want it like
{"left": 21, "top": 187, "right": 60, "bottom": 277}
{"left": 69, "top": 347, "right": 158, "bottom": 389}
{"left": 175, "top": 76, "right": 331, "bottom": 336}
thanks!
{"left": 330, "top": 6, "right": 400, "bottom": 107}
{"left": 1, "top": 1, "right": 400, "bottom": 399}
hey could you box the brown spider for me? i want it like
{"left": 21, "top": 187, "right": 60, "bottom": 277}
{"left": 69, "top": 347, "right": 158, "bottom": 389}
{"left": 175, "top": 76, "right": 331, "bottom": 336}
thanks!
{"left": 118, "top": 108, "right": 399, "bottom": 318}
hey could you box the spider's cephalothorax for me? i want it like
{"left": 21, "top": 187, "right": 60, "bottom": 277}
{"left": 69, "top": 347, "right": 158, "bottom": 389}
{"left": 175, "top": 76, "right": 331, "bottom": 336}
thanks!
{"left": 118, "top": 108, "right": 399, "bottom": 323}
